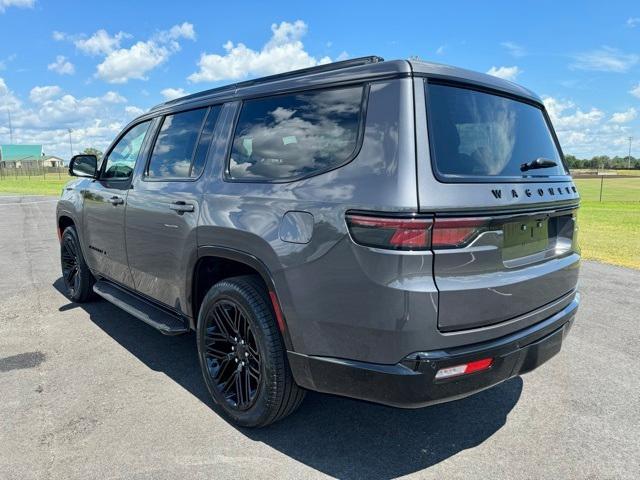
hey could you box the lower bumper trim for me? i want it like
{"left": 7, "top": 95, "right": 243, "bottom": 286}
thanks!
{"left": 288, "top": 294, "right": 578, "bottom": 408}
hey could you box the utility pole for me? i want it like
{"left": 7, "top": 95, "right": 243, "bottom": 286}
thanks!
{"left": 7, "top": 110, "right": 13, "bottom": 144}
{"left": 67, "top": 128, "right": 74, "bottom": 159}
{"left": 627, "top": 136, "right": 633, "bottom": 169}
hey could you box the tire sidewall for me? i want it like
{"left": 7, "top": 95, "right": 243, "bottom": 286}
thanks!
{"left": 196, "top": 280, "right": 282, "bottom": 427}
{"left": 60, "top": 226, "right": 91, "bottom": 302}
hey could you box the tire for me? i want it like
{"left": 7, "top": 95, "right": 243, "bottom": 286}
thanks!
{"left": 60, "top": 226, "right": 94, "bottom": 303}
{"left": 196, "top": 275, "right": 305, "bottom": 427}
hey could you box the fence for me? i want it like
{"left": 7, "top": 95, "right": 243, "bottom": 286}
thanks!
{"left": 0, "top": 164, "right": 67, "bottom": 180}
{"left": 572, "top": 173, "right": 639, "bottom": 203}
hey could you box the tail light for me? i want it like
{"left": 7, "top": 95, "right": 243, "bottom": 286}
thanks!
{"left": 346, "top": 213, "right": 491, "bottom": 251}
{"left": 431, "top": 218, "right": 491, "bottom": 249}
{"left": 345, "top": 214, "right": 432, "bottom": 251}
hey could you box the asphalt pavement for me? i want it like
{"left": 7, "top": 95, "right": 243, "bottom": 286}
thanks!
{"left": 0, "top": 195, "right": 638, "bottom": 479}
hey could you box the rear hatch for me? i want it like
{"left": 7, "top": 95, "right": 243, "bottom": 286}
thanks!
{"left": 419, "top": 80, "right": 580, "bottom": 331}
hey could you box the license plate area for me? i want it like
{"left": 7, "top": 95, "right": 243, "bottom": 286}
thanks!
{"left": 502, "top": 218, "right": 549, "bottom": 261}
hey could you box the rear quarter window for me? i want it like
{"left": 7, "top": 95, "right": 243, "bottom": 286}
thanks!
{"left": 228, "top": 86, "right": 365, "bottom": 182}
{"left": 426, "top": 82, "right": 568, "bottom": 181}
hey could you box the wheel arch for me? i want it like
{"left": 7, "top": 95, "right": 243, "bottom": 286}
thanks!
{"left": 190, "top": 246, "right": 293, "bottom": 350}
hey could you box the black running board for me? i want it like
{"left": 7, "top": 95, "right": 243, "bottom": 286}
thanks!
{"left": 93, "top": 280, "right": 189, "bottom": 335}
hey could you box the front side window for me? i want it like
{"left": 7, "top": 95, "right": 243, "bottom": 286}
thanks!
{"left": 102, "top": 121, "right": 151, "bottom": 180}
{"left": 146, "top": 108, "right": 209, "bottom": 179}
{"left": 229, "top": 86, "right": 364, "bottom": 181}
{"left": 427, "top": 83, "right": 567, "bottom": 180}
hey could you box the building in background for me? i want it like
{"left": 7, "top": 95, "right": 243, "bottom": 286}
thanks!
{"left": 0, "top": 144, "right": 64, "bottom": 169}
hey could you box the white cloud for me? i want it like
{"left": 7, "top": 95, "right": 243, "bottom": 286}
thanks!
{"left": 486, "top": 65, "right": 521, "bottom": 81}
{"left": 162, "top": 22, "right": 196, "bottom": 41}
{"left": 0, "top": 53, "right": 16, "bottom": 71}
{"left": 627, "top": 17, "right": 640, "bottom": 28}
{"left": 75, "top": 29, "right": 131, "bottom": 56}
{"left": 0, "top": 0, "right": 34, "bottom": 13}
{"left": 94, "top": 22, "right": 195, "bottom": 83}
{"left": 630, "top": 83, "right": 640, "bottom": 99}
{"left": 52, "top": 30, "right": 66, "bottom": 41}
{"left": 610, "top": 108, "right": 637, "bottom": 124}
{"left": 48, "top": 55, "right": 75, "bottom": 75}
{"left": 29, "top": 85, "right": 62, "bottom": 103}
{"left": 102, "top": 91, "right": 126, "bottom": 103}
{"left": 436, "top": 45, "right": 446, "bottom": 55}
{"left": 160, "top": 87, "right": 187, "bottom": 100}
{"left": 125, "top": 105, "right": 145, "bottom": 116}
{"left": 571, "top": 47, "right": 638, "bottom": 73}
{"left": 501, "top": 41, "right": 526, "bottom": 57}
{"left": 188, "top": 20, "right": 332, "bottom": 83}
{"left": 0, "top": 76, "right": 142, "bottom": 158}
{"left": 544, "top": 96, "right": 633, "bottom": 157}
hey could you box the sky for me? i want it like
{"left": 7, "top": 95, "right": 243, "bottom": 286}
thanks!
{"left": 0, "top": 0, "right": 639, "bottom": 159}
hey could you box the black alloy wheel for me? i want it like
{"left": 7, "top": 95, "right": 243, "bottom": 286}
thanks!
{"left": 203, "top": 299, "right": 262, "bottom": 410}
{"left": 197, "top": 275, "right": 305, "bottom": 427}
{"left": 59, "top": 226, "right": 94, "bottom": 302}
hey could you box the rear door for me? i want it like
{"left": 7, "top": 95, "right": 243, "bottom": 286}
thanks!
{"left": 416, "top": 79, "right": 580, "bottom": 331}
{"left": 125, "top": 105, "right": 221, "bottom": 313}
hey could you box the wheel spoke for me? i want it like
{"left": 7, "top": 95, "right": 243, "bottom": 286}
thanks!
{"left": 205, "top": 345, "right": 229, "bottom": 360}
{"left": 235, "top": 367, "right": 244, "bottom": 406}
{"left": 203, "top": 297, "right": 261, "bottom": 411}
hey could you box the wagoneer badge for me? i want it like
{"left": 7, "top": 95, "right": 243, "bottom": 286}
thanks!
{"left": 491, "top": 185, "right": 577, "bottom": 200}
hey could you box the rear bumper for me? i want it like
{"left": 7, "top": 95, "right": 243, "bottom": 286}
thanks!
{"left": 288, "top": 293, "right": 579, "bottom": 408}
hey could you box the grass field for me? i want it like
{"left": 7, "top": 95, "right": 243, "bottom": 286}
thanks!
{"left": 0, "top": 174, "right": 637, "bottom": 268}
{"left": 0, "top": 174, "right": 70, "bottom": 196}
{"left": 574, "top": 178, "right": 639, "bottom": 269}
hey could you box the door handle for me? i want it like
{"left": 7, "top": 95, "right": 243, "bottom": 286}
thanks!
{"left": 169, "top": 201, "right": 195, "bottom": 213}
{"left": 108, "top": 196, "right": 124, "bottom": 205}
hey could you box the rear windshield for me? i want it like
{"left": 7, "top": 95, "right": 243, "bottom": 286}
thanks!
{"left": 426, "top": 83, "right": 567, "bottom": 180}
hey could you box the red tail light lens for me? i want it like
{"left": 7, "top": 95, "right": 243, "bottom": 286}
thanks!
{"left": 346, "top": 214, "right": 433, "bottom": 250}
{"left": 432, "top": 218, "right": 490, "bottom": 248}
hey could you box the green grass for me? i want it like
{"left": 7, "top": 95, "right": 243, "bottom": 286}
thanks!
{"left": 574, "top": 178, "right": 639, "bottom": 269}
{"left": 0, "top": 174, "right": 71, "bottom": 196}
{"left": 0, "top": 174, "right": 637, "bottom": 269}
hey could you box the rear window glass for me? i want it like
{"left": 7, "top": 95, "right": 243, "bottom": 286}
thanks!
{"left": 427, "top": 83, "right": 567, "bottom": 179}
{"left": 229, "top": 86, "right": 364, "bottom": 181}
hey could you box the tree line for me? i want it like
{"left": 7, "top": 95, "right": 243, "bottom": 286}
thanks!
{"left": 564, "top": 154, "right": 639, "bottom": 170}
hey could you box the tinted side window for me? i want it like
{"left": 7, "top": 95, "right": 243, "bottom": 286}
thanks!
{"left": 102, "top": 121, "right": 151, "bottom": 180}
{"left": 229, "top": 86, "right": 364, "bottom": 181}
{"left": 146, "top": 108, "right": 208, "bottom": 179}
{"left": 191, "top": 106, "right": 221, "bottom": 178}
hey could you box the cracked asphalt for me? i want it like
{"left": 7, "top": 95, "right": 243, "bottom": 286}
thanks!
{"left": 0, "top": 195, "right": 638, "bottom": 479}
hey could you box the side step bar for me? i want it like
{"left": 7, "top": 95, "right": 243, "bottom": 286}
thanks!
{"left": 93, "top": 280, "right": 189, "bottom": 335}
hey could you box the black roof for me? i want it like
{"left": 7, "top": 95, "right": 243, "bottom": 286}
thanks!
{"left": 145, "top": 55, "right": 542, "bottom": 116}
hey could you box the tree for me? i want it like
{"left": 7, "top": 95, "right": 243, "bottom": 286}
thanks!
{"left": 83, "top": 147, "right": 103, "bottom": 160}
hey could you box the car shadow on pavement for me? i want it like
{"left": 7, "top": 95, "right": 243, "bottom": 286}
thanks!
{"left": 53, "top": 278, "right": 523, "bottom": 480}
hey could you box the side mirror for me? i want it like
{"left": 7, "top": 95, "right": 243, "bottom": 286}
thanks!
{"left": 69, "top": 154, "right": 98, "bottom": 178}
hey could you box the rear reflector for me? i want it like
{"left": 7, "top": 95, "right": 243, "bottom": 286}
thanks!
{"left": 346, "top": 214, "right": 433, "bottom": 251}
{"left": 434, "top": 357, "right": 493, "bottom": 379}
{"left": 268, "top": 291, "right": 286, "bottom": 333}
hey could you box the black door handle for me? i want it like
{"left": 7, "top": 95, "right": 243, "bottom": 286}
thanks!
{"left": 108, "top": 196, "right": 124, "bottom": 205}
{"left": 169, "top": 201, "right": 195, "bottom": 213}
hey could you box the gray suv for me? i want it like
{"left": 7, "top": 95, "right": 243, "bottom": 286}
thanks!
{"left": 56, "top": 57, "right": 580, "bottom": 427}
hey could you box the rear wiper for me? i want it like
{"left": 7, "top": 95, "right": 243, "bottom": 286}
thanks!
{"left": 520, "top": 157, "right": 558, "bottom": 172}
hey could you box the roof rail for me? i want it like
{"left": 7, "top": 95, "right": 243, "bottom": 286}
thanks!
{"left": 154, "top": 55, "right": 384, "bottom": 110}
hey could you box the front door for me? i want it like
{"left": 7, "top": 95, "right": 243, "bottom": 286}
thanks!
{"left": 125, "top": 106, "right": 220, "bottom": 313}
{"left": 82, "top": 120, "right": 153, "bottom": 287}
